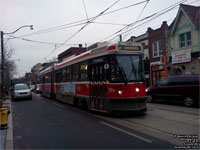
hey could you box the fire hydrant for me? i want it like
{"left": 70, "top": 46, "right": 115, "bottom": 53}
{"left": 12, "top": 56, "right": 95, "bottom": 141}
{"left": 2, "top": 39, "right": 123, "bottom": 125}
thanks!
{"left": 0, "top": 107, "right": 9, "bottom": 129}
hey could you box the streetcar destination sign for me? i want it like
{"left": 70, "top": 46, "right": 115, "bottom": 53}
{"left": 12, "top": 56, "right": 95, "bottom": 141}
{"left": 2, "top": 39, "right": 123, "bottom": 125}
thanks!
{"left": 118, "top": 45, "right": 141, "bottom": 51}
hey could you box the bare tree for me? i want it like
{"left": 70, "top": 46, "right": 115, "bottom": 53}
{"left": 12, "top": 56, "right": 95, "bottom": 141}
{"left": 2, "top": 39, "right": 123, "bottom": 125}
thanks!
{"left": 0, "top": 45, "right": 17, "bottom": 90}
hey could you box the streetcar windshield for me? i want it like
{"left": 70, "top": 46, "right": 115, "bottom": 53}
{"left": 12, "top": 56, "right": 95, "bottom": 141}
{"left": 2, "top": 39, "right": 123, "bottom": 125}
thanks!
{"left": 115, "top": 55, "right": 144, "bottom": 82}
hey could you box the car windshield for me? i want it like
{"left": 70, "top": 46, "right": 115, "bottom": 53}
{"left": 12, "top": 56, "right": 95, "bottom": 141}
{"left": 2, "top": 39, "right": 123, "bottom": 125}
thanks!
{"left": 30, "top": 85, "right": 35, "bottom": 88}
{"left": 116, "top": 55, "right": 144, "bottom": 82}
{"left": 15, "top": 84, "right": 29, "bottom": 90}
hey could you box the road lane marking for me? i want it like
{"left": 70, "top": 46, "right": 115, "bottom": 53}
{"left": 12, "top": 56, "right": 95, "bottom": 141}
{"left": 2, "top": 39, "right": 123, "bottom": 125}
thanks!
{"left": 100, "top": 121, "right": 152, "bottom": 143}
{"left": 53, "top": 102, "right": 64, "bottom": 108}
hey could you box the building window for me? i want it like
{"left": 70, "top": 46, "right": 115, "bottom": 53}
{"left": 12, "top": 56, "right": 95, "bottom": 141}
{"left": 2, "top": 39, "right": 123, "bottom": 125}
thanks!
{"left": 152, "top": 41, "right": 162, "bottom": 58}
{"left": 179, "top": 32, "right": 191, "bottom": 48}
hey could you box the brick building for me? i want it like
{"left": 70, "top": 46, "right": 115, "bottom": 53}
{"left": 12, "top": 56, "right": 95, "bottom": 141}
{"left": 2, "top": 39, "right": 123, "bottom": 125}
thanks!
{"left": 148, "top": 21, "right": 169, "bottom": 85}
{"left": 58, "top": 45, "right": 87, "bottom": 62}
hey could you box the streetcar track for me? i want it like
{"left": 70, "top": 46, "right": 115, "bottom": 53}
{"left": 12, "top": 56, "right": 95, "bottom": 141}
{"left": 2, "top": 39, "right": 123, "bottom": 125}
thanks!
{"left": 148, "top": 106, "right": 199, "bottom": 116}
{"left": 123, "top": 119, "right": 173, "bottom": 136}
{"left": 145, "top": 113, "right": 199, "bottom": 127}
{"left": 52, "top": 102, "right": 64, "bottom": 108}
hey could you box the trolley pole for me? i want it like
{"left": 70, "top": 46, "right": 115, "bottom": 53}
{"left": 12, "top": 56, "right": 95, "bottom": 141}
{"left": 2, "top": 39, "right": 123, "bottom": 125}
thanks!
{"left": 1, "top": 31, "right": 5, "bottom": 103}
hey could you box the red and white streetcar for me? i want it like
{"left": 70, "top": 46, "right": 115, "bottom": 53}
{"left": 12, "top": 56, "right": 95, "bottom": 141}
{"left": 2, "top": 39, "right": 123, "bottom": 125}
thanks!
{"left": 39, "top": 42, "right": 147, "bottom": 114}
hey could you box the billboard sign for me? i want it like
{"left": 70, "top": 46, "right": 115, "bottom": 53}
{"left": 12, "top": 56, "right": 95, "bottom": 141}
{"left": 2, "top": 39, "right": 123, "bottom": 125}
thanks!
{"left": 172, "top": 49, "right": 191, "bottom": 64}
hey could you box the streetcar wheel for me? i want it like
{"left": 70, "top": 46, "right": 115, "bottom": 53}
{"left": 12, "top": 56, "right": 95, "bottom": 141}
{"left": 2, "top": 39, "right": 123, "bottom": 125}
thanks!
{"left": 184, "top": 97, "right": 194, "bottom": 107}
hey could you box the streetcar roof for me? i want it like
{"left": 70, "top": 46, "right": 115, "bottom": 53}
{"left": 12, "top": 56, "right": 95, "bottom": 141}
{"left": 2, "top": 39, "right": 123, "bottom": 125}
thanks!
{"left": 39, "top": 65, "right": 54, "bottom": 75}
{"left": 39, "top": 42, "right": 144, "bottom": 74}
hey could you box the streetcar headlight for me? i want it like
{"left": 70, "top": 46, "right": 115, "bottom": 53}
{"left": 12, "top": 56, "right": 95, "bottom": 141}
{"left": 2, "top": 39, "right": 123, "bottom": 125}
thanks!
{"left": 135, "top": 87, "right": 140, "bottom": 92}
{"left": 118, "top": 90, "right": 122, "bottom": 95}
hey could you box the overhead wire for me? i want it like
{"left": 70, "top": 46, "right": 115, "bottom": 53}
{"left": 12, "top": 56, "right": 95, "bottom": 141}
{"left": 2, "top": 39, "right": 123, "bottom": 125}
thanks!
{"left": 43, "top": 0, "right": 120, "bottom": 60}
{"left": 12, "top": 0, "right": 193, "bottom": 47}
{"left": 5, "top": 21, "right": 127, "bottom": 46}
{"left": 123, "top": 0, "right": 150, "bottom": 39}
{"left": 14, "top": 0, "right": 147, "bottom": 38}
{"left": 83, "top": 0, "right": 89, "bottom": 21}
{"left": 8, "top": 0, "right": 193, "bottom": 46}
{"left": 9, "top": 36, "right": 82, "bottom": 46}
{"left": 120, "top": 0, "right": 188, "bottom": 38}
{"left": 103, "top": 0, "right": 187, "bottom": 42}
{"left": 122, "top": 0, "right": 189, "bottom": 39}
{"left": 93, "top": 21, "right": 128, "bottom": 26}
{"left": 99, "top": 13, "right": 157, "bottom": 42}
{"left": 6, "top": 0, "right": 196, "bottom": 59}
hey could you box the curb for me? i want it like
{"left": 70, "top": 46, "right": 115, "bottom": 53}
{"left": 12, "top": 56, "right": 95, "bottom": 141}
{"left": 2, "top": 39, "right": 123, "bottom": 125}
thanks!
{"left": 1, "top": 98, "right": 14, "bottom": 150}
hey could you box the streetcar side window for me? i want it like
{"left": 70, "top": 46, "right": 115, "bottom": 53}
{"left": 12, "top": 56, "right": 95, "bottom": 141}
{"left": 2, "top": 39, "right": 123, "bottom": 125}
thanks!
{"left": 80, "top": 61, "right": 88, "bottom": 81}
{"left": 62, "top": 68, "right": 67, "bottom": 82}
{"left": 99, "top": 65, "right": 103, "bottom": 81}
{"left": 95, "top": 66, "right": 99, "bottom": 81}
{"left": 72, "top": 64, "right": 79, "bottom": 81}
{"left": 91, "top": 66, "right": 95, "bottom": 81}
{"left": 66, "top": 66, "right": 72, "bottom": 81}
{"left": 56, "top": 70, "right": 62, "bottom": 83}
{"left": 89, "top": 65, "right": 98, "bottom": 81}
{"left": 39, "top": 76, "right": 43, "bottom": 84}
{"left": 44, "top": 73, "right": 51, "bottom": 83}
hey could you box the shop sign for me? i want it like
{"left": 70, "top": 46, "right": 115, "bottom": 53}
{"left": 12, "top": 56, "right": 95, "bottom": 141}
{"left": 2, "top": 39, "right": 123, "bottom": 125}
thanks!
{"left": 172, "top": 49, "right": 191, "bottom": 64}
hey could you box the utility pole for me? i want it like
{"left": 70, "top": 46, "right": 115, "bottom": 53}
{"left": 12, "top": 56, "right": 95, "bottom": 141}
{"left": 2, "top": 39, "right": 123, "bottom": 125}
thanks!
{"left": 1, "top": 31, "right": 5, "bottom": 102}
{"left": 0, "top": 25, "right": 33, "bottom": 105}
{"left": 119, "top": 34, "right": 122, "bottom": 42}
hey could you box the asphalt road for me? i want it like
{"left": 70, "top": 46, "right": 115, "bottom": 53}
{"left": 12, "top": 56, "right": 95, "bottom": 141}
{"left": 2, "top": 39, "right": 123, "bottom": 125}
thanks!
{"left": 12, "top": 93, "right": 191, "bottom": 149}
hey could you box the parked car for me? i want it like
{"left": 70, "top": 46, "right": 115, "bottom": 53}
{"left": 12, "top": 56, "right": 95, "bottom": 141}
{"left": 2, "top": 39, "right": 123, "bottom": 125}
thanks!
{"left": 146, "top": 75, "right": 199, "bottom": 107}
{"left": 29, "top": 85, "right": 35, "bottom": 92}
{"left": 11, "top": 84, "right": 32, "bottom": 100}
{"left": 34, "top": 84, "right": 40, "bottom": 94}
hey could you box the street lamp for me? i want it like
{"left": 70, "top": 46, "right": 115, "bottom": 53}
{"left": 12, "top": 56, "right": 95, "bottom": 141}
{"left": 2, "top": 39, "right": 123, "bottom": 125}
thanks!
{"left": 0, "top": 25, "right": 33, "bottom": 104}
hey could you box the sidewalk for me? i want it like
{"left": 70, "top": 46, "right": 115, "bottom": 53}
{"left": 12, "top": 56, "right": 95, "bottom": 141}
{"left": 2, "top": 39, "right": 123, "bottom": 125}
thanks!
{"left": 0, "top": 96, "right": 14, "bottom": 150}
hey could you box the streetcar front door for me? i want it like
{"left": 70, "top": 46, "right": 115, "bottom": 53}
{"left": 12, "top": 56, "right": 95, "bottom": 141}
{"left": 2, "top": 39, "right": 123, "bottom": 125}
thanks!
{"left": 89, "top": 63, "right": 108, "bottom": 111}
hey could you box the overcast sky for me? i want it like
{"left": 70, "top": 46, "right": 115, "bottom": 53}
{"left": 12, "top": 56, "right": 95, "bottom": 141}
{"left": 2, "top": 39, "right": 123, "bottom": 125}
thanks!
{"left": 1, "top": 0, "right": 199, "bottom": 77}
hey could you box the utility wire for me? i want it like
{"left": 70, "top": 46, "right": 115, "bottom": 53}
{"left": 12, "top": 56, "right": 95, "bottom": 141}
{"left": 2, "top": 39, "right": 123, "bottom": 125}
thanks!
{"left": 83, "top": 0, "right": 89, "bottom": 21}
{"left": 16, "top": 0, "right": 147, "bottom": 38}
{"left": 123, "top": 0, "right": 150, "bottom": 39}
{"left": 100, "top": 13, "right": 156, "bottom": 42}
{"left": 9, "top": 21, "right": 127, "bottom": 40}
{"left": 93, "top": 21, "right": 128, "bottom": 26}
{"left": 44, "top": 0, "right": 120, "bottom": 60}
{"left": 16, "top": 0, "right": 195, "bottom": 40}
{"left": 9, "top": 36, "right": 82, "bottom": 46}
{"left": 103, "top": 0, "right": 187, "bottom": 42}
{"left": 123, "top": 0, "right": 189, "bottom": 39}
{"left": 120, "top": 0, "right": 187, "bottom": 37}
